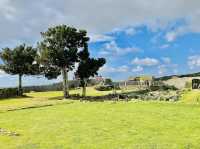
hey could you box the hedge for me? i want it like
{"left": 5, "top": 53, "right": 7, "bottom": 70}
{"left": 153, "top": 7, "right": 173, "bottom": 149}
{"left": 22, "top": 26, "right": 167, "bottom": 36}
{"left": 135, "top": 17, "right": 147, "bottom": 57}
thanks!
{"left": 0, "top": 88, "right": 19, "bottom": 99}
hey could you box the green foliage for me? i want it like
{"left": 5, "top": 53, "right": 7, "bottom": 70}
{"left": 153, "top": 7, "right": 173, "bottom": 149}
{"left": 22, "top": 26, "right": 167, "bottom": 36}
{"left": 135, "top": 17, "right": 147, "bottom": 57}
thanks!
{"left": 150, "top": 84, "right": 178, "bottom": 91}
{"left": 76, "top": 48, "right": 106, "bottom": 82}
{"left": 0, "top": 88, "right": 18, "bottom": 99}
{"left": 38, "top": 25, "right": 89, "bottom": 77}
{"left": 76, "top": 47, "right": 106, "bottom": 96}
{"left": 95, "top": 84, "right": 120, "bottom": 91}
{"left": 104, "top": 78, "right": 112, "bottom": 85}
{"left": 38, "top": 25, "right": 89, "bottom": 98}
{"left": 0, "top": 44, "right": 39, "bottom": 75}
{"left": 0, "top": 44, "right": 40, "bottom": 95}
{"left": 95, "top": 85, "right": 113, "bottom": 91}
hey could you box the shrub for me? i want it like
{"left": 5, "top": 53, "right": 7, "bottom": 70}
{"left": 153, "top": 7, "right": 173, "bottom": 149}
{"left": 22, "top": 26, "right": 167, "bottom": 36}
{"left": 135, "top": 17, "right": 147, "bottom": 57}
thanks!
{"left": 0, "top": 88, "right": 19, "bottom": 99}
{"left": 104, "top": 78, "right": 112, "bottom": 85}
{"left": 95, "top": 85, "right": 113, "bottom": 91}
{"left": 150, "top": 84, "right": 177, "bottom": 91}
{"left": 95, "top": 84, "right": 120, "bottom": 91}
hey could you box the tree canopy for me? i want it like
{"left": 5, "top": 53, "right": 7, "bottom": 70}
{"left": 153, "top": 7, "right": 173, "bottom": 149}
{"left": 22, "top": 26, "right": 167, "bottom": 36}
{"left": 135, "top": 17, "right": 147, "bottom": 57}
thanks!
{"left": 38, "top": 25, "right": 89, "bottom": 98}
{"left": 0, "top": 44, "right": 40, "bottom": 95}
{"left": 76, "top": 47, "right": 106, "bottom": 97}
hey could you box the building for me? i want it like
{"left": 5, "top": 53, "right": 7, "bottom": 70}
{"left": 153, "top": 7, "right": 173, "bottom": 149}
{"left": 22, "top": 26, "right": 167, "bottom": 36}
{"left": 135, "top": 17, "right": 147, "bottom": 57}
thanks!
{"left": 127, "top": 75, "right": 154, "bottom": 87}
{"left": 128, "top": 75, "right": 154, "bottom": 81}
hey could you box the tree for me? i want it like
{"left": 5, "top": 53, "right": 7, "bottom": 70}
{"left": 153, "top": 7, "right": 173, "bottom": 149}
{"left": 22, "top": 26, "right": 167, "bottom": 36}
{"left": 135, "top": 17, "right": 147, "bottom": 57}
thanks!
{"left": 38, "top": 25, "right": 89, "bottom": 98}
{"left": 0, "top": 44, "right": 40, "bottom": 96}
{"left": 76, "top": 47, "right": 106, "bottom": 97}
{"left": 104, "top": 78, "right": 113, "bottom": 85}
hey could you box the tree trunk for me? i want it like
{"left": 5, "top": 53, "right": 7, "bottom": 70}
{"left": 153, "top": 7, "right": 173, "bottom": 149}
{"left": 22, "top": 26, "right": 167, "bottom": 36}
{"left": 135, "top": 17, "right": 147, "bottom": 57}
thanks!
{"left": 61, "top": 68, "right": 69, "bottom": 99}
{"left": 18, "top": 74, "right": 23, "bottom": 96}
{"left": 82, "top": 79, "right": 86, "bottom": 97}
{"left": 66, "top": 70, "right": 69, "bottom": 97}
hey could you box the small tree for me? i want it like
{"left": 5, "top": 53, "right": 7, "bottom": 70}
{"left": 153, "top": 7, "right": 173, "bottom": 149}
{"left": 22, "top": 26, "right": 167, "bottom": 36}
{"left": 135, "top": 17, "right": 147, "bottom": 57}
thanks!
{"left": 0, "top": 44, "right": 40, "bottom": 96}
{"left": 76, "top": 47, "right": 106, "bottom": 97}
{"left": 104, "top": 78, "right": 113, "bottom": 85}
{"left": 38, "top": 25, "right": 89, "bottom": 98}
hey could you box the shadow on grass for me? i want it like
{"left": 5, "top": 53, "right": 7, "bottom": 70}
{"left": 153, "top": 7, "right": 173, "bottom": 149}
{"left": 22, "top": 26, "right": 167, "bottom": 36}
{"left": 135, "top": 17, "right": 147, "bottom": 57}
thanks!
{"left": 4, "top": 101, "right": 75, "bottom": 113}
{"left": 48, "top": 96, "right": 65, "bottom": 100}
{"left": 0, "top": 95, "right": 33, "bottom": 101}
{"left": 7, "top": 104, "right": 54, "bottom": 112}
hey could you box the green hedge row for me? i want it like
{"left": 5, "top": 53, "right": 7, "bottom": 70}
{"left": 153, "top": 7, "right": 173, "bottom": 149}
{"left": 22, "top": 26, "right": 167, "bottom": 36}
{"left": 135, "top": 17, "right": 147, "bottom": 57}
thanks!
{"left": 0, "top": 88, "right": 19, "bottom": 99}
{"left": 95, "top": 85, "right": 120, "bottom": 91}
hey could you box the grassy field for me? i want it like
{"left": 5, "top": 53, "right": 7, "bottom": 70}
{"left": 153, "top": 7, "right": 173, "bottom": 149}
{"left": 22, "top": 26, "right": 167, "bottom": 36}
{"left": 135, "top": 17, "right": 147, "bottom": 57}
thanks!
{"left": 0, "top": 87, "right": 119, "bottom": 112}
{"left": 0, "top": 88, "right": 200, "bottom": 148}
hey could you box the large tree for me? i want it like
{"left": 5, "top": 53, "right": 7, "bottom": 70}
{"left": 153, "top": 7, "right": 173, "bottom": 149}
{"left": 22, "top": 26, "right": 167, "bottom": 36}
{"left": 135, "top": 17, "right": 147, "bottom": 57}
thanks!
{"left": 38, "top": 25, "right": 89, "bottom": 98}
{"left": 0, "top": 44, "right": 40, "bottom": 96}
{"left": 76, "top": 47, "right": 106, "bottom": 97}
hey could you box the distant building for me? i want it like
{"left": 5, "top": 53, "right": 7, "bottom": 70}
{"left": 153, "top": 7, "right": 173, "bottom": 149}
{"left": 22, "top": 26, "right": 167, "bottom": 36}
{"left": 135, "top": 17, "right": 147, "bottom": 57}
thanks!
{"left": 95, "top": 76, "right": 104, "bottom": 82}
{"left": 127, "top": 75, "right": 154, "bottom": 87}
{"left": 128, "top": 75, "right": 154, "bottom": 82}
{"left": 88, "top": 76, "right": 105, "bottom": 85}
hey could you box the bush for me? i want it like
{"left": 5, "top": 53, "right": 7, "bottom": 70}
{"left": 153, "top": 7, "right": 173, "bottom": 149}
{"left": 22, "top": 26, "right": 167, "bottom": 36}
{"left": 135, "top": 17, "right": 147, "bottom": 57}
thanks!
{"left": 95, "top": 85, "right": 113, "bottom": 91}
{"left": 0, "top": 88, "right": 19, "bottom": 99}
{"left": 150, "top": 84, "right": 177, "bottom": 91}
{"left": 95, "top": 84, "right": 120, "bottom": 91}
{"left": 104, "top": 78, "right": 112, "bottom": 85}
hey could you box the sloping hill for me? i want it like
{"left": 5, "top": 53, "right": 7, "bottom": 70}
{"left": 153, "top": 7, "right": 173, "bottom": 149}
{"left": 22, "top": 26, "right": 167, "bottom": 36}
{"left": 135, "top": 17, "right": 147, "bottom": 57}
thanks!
{"left": 156, "top": 72, "right": 200, "bottom": 81}
{"left": 163, "top": 76, "right": 200, "bottom": 89}
{"left": 156, "top": 72, "right": 200, "bottom": 89}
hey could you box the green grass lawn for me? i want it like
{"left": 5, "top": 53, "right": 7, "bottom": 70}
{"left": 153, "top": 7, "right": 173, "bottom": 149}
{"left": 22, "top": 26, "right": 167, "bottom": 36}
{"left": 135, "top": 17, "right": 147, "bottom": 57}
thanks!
{"left": 180, "top": 89, "right": 200, "bottom": 104}
{"left": 0, "top": 89, "right": 200, "bottom": 149}
{"left": 0, "top": 87, "right": 118, "bottom": 112}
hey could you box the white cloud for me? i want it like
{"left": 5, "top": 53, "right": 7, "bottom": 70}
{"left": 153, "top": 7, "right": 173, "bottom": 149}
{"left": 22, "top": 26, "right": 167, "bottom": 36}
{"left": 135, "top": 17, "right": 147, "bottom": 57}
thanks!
{"left": 0, "top": 70, "right": 7, "bottom": 78}
{"left": 125, "top": 28, "right": 136, "bottom": 36}
{"left": 161, "top": 57, "right": 171, "bottom": 64}
{"left": 132, "top": 57, "right": 159, "bottom": 66}
{"left": 165, "top": 26, "right": 187, "bottom": 42}
{"left": 118, "top": 65, "right": 129, "bottom": 72}
{"left": 158, "top": 65, "right": 167, "bottom": 75}
{"left": 132, "top": 66, "right": 143, "bottom": 72}
{"left": 0, "top": 0, "right": 200, "bottom": 45}
{"left": 165, "top": 32, "right": 177, "bottom": 42}
{"left": 188, "top": 55, "right": 200, "bottom": 69}
{"left": 165, "top": 12, "right": 200, "bottom": 42}
{"left": 113, "top": 27, "right": 136, "bottom": 36}
{"left": 0, "top": 70, "right": 5, "bottom": 74}
{"left": 89, "top": 34, "right": 114, "bottom": 43}
{"left": 157, "top": 63, "right": 178, "bottom": 76}
{"left": 100, "top": 41, "right": 140, "bottom": 56}
{"left": 100, "top": 65, "right": 129, "bottom": 73}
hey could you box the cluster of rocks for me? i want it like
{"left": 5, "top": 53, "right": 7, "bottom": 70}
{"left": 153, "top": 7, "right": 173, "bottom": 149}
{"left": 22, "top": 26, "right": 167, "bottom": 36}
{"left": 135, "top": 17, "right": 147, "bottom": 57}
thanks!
{"left": 126, "top": 90, "right": 181, "bottom": 101}
{"left": 0, "top": 128, "right": 20, "bottom": 136}
{"left": 69, "top": 89, "right": 182, "bottom": 102}
{"left": 69, "top": 94, "right": 119, "bottom": 101}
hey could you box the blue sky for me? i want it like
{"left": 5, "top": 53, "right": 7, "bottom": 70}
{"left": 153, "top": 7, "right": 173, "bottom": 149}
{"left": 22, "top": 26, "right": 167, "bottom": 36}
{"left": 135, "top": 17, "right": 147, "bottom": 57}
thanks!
{"left": 0, "top": 0, "right": 200, "bottom": 87}
{"left": 90, "top": 25, "right": 200, "bottom": 80}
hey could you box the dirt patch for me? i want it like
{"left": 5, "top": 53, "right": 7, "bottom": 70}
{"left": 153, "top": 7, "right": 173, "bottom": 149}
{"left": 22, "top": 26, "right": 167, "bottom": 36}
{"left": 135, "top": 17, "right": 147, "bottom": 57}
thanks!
{"left": 0, "top": 128, "right": 20, "bottom": 136}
